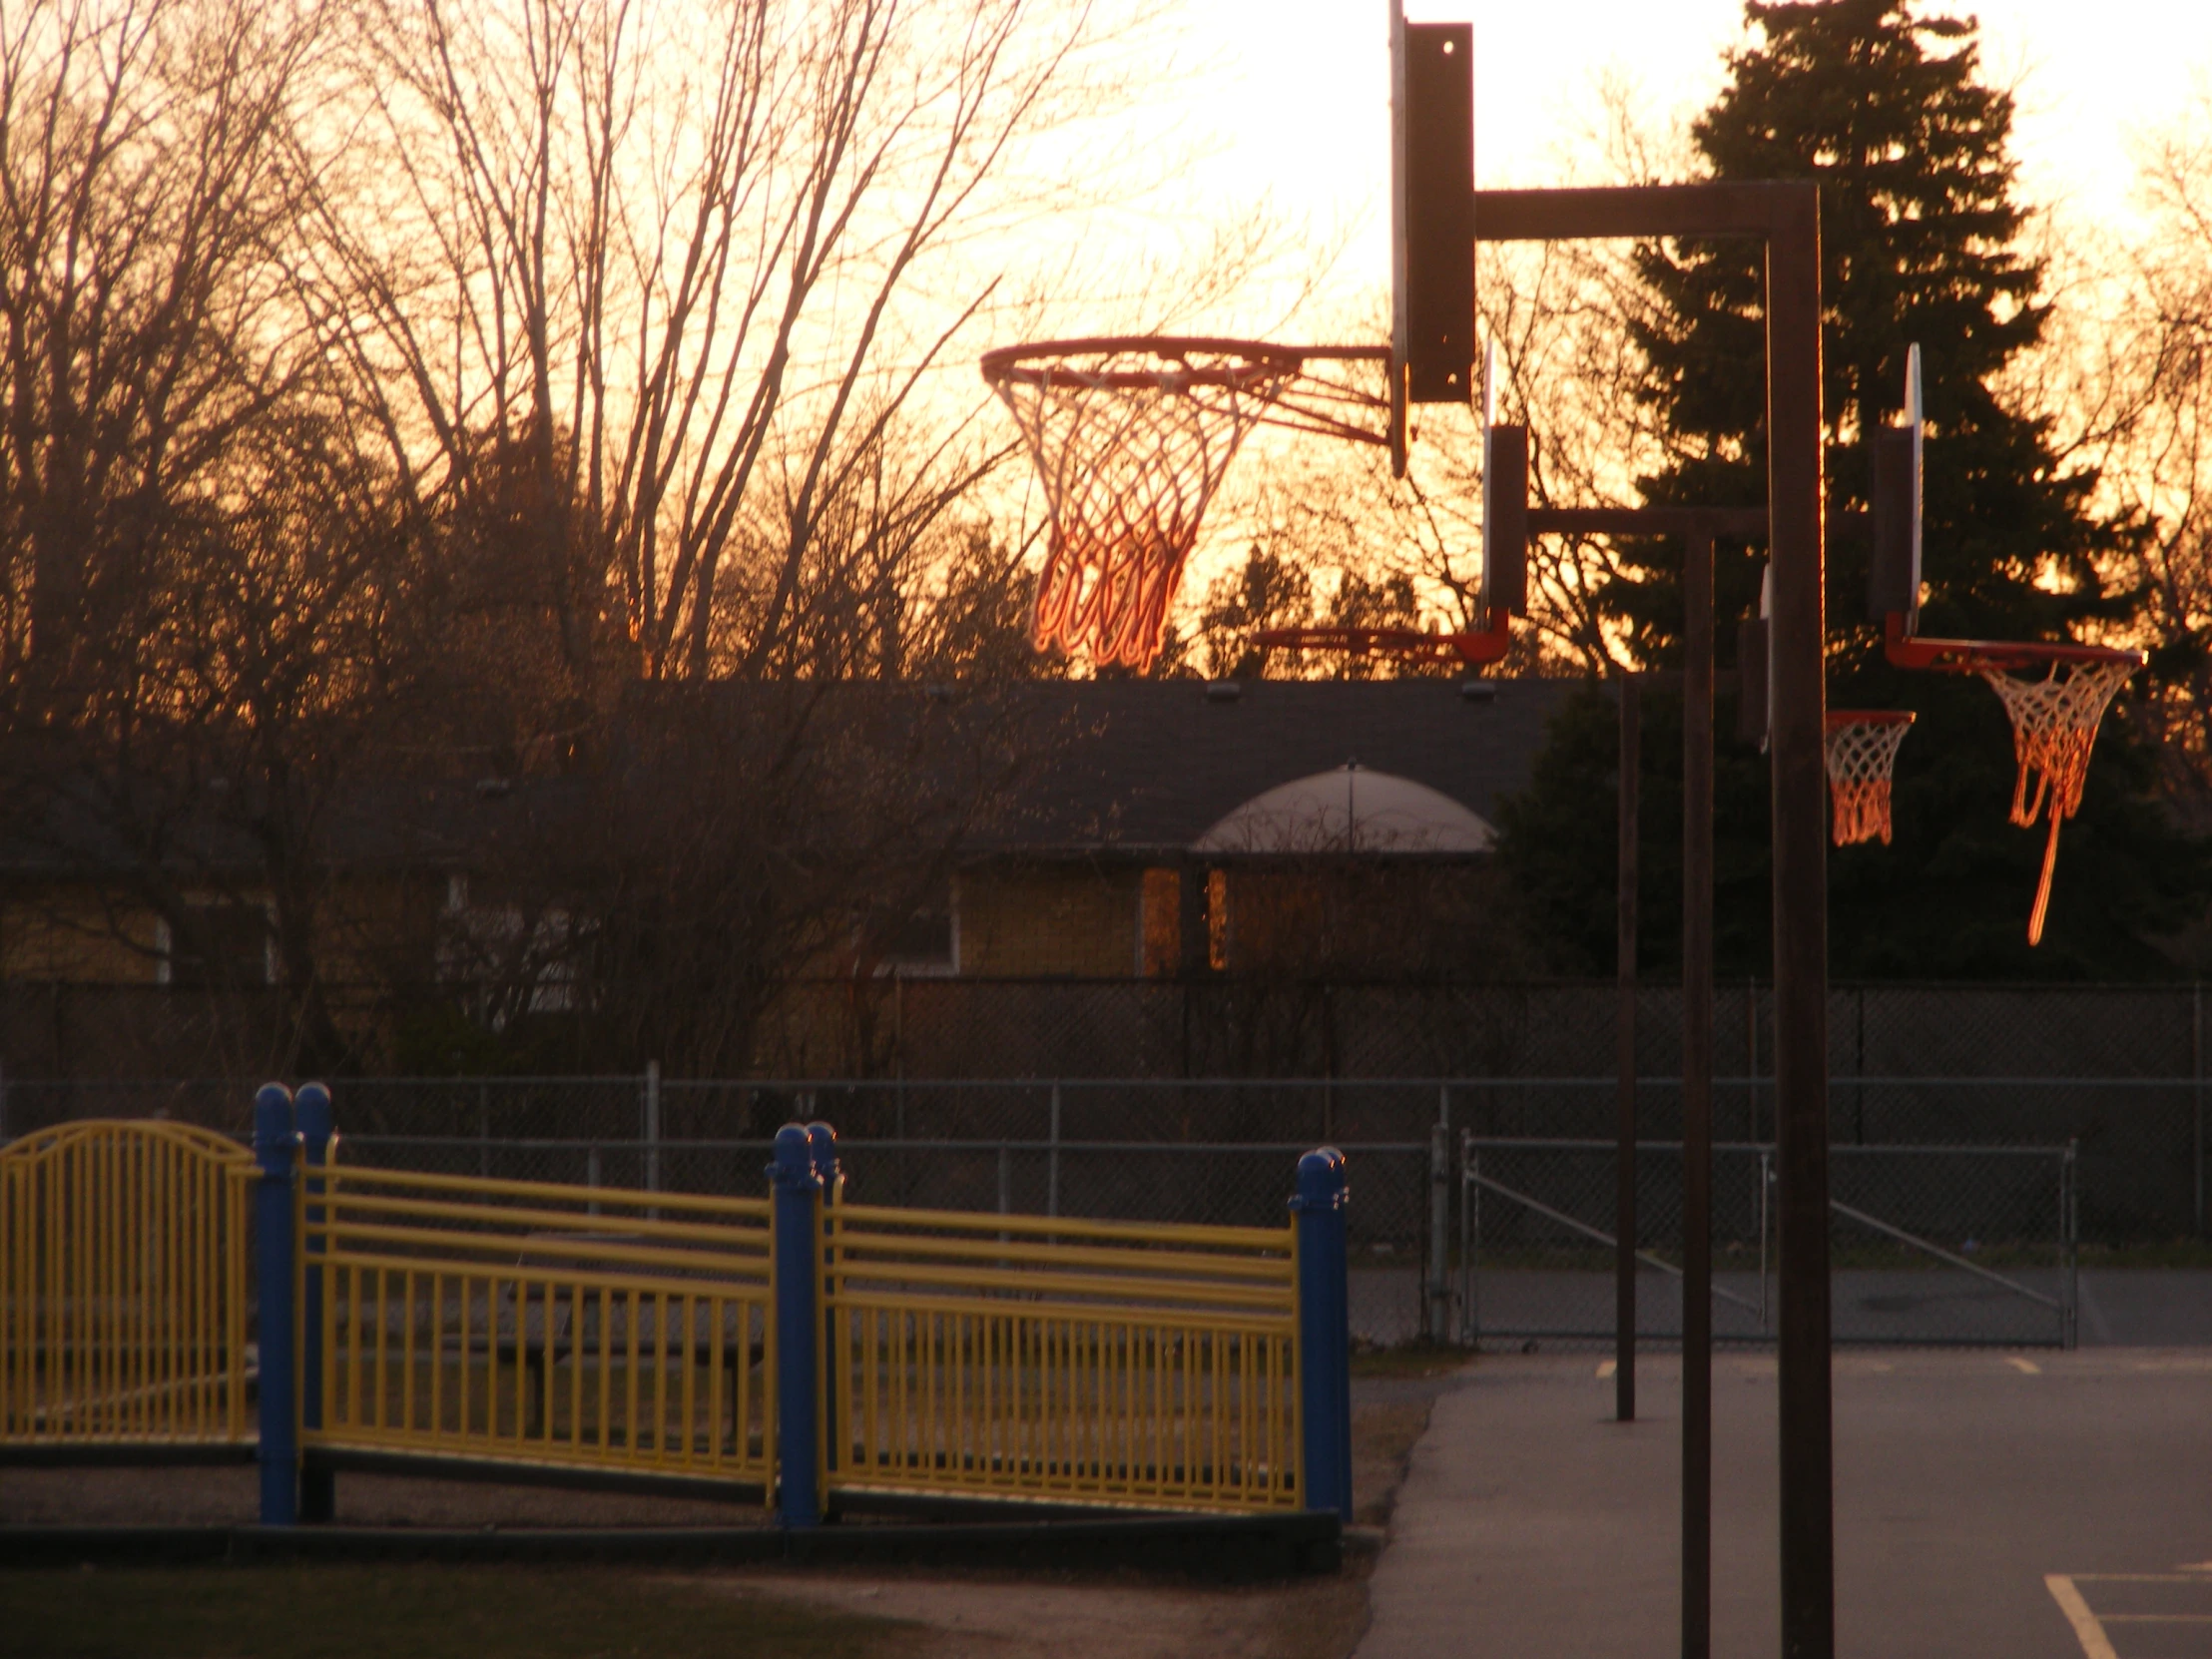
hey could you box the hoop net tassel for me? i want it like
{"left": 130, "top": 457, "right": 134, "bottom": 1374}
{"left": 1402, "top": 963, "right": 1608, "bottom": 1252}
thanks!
{"left": 992, "top": 356, "right": 1289, "bottom": 671}
{"left": 1980, "top": 659, "right": 2134, "bottom": 945}
{"left": 1824, "top": 714, "right": 1915, "bottom": 846}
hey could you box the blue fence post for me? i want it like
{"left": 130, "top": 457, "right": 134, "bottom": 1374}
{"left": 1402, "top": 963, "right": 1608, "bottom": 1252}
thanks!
{"left": 294, "top": 1081, "right": 334, "bottom": 1523}
{"left": 807, "top": 1121, "right": 840, "bottom": 1478}
{"left": 253, "top": 1082, "right": 298, "bottom": 1528}
{"left": 770, "top": 1122, "right": 824, "bottom": 1526}
{"left": 1293, "top": 1146, "right": 1352, "bottom": 1522}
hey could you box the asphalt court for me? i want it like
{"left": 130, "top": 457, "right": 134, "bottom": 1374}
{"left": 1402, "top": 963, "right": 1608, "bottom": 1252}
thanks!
{"left": 2046, "top": 1569, "right": 2212, "bottom": 1659}
{"left": 1358, "top": 1351, "right": 2212, "bottom": 1659}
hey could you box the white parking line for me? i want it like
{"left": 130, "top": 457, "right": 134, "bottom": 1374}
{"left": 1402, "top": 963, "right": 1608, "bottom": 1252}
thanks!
{"left": 2045, "top": 1575, "right": 2119, "bottom": 1659}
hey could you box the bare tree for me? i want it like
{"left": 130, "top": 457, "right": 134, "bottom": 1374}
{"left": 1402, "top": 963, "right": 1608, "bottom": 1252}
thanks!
{"left": 301, "top": 0, "right": 1149, "bottom": 728}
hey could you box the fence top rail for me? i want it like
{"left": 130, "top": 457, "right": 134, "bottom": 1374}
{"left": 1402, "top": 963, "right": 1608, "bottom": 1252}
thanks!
{"left": 320, "top": 1159, "right": 771, "bottom": 1222}
{"left": 10, "top": 1071, "right": 2195, "bottom": 1096}
{"left": 1460, "top": 1136, "right": 2074, "bottom": 1157}
{"left": 0, "top": 1118, "right": 254, "bottom": 1167}
{"left": 830, "top": 1227, "right": 1297, "bottom": 1284}
{"left": 825, "top": 1256, "right": 1296, "bottom": 1313}
{"left": 315, "top": 1221, "right": 774, "bottom": 1283}
{"left": 831, "top": 1199, "right": 1294, "bottom": 1255}
{"left": 317, "top": 1241, "right": 773, "bottom": 1298}
{"left": 318, "top": 1188, "right": 774, "bottom": 1255}
{"left": 828, "top": 1281, "right": 1300, "bottom": 1327}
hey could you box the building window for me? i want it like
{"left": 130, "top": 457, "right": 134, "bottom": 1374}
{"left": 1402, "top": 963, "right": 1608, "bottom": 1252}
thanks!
{"left": 866, "top": 877, "right": 958, "bottom": 976}
{"left": 158, "top": 901, "right": 275, "bottom": 988}
{"left": 1141, "top": 868, "right": 1181, "bottom": 976}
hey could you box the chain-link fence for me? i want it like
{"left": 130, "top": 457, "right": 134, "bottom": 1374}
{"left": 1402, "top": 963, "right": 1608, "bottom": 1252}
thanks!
{"left": 9, "top": 1058, "right": 2192, "bottom": 1245}
{"left": 316, "top": 1124, "right": 2074, "bottom": 1351}
{"left": 5, "top": 979, "right": 2210, "bottom": 1237}
{"left": 1456, "top": 1137, "right": 2074, "bottom": 1351}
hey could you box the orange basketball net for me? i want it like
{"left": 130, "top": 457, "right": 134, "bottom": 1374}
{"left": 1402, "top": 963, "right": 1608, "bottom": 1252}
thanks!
{"left": 1980, "top": 658, "right": 2136, "bottom": 946}
{"left": 983, "top": 338, "right": 1390, "bottom": 671}
{"left": 1824, "top": 711, "right": 1915, "bottom": 847}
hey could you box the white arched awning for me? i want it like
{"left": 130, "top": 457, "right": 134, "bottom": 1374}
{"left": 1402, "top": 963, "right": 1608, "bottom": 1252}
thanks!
{"left": 1193, "top": 765, "right": 1495, "bottom": 853}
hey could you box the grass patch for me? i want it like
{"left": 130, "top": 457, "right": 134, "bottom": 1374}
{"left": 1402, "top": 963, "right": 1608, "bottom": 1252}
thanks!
{"left": 1350, "top": 1343, "right": 1469, "bottom": 1380}
{"left": 0, "top": 1565, "right": 915, "bottom": 1659}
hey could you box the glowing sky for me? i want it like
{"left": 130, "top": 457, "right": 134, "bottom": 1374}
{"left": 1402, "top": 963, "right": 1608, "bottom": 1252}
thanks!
{"left": 1174, "top": 0, "right": 2210, "bottom": 298}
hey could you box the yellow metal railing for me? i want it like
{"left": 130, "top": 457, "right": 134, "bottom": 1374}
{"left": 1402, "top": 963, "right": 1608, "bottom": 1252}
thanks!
{"left": 823, "top": 1202, "right": 1301, "bottom": 1512}
{"left": 1, "top": 1120, "right": 253, "bottom": 1447}
{"left": 303, "top": 1161, "right": 774, "bottom": 1488}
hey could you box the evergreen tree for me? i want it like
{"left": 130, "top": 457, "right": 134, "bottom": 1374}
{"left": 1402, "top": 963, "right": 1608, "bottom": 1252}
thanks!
{"left": 1499, "top": 0, "right": 2205, "bottom": 979}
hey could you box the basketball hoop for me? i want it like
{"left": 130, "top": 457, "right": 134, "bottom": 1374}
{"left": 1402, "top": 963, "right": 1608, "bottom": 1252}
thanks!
{"left": 1885, "top": 616, "right": 2144, "bottom": 944}
{"left": 982, "top": 337, "right": 1397, "bottom": 672}
{"left": 1824, "top": 711, "right": 1915, "bottom": 847}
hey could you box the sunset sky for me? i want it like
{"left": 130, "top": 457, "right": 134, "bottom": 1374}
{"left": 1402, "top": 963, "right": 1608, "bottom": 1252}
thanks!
{"left": 1175, "top": 0, "right": 2209, "bottom": 291}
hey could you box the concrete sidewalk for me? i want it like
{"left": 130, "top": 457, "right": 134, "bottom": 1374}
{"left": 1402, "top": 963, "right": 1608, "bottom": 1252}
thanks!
{"left": 1357, "top": 1351, "right": 2212, "bottom": 1659}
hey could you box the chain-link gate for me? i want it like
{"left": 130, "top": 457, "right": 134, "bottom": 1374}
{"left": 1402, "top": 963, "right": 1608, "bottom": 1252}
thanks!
{"left": 1453, "top": 1136, "right": 2075, "bottom": 1350}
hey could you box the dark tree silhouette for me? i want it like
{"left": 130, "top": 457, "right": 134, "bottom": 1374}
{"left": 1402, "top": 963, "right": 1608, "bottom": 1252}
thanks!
{"left": 1498, "top": 0, "right": 2206, "bottom": 979}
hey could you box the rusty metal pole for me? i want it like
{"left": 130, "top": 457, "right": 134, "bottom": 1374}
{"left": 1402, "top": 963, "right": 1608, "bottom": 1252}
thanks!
{"left": 1470, "top": 185, "right": 1832, "bottom": 1656}
{"left": 1616, "top": 675, "right": 1640, "bottom": 1423}
{"left": 1764, "top": 187, "right": 1833, "bottom": 1659}
{"left": 1683, "top": 534, "right": 1717, "bottom": 1659}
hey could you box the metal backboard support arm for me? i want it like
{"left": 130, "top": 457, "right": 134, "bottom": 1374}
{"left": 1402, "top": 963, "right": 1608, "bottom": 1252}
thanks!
{"left": 1476, "top": 181, "right": 1832, "bottom": 1659}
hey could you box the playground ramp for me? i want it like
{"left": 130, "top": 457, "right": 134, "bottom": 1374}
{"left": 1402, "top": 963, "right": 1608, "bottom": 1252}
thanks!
{"left": 1, "top": 1113, "right": 1339, "bottom": 1529}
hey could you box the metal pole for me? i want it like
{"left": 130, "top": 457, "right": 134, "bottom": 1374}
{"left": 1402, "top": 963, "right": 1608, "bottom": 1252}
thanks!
{"left": 768, "top": 1124, "right": 823, "bottom": 1527}
{"left": 1427, "top": 1120, "right": 1450, "bottom": 1343}
{"left": 2052, "top": 1150, "right": 2070, "bottom": 1354}
{"left": 1292, "top": 1148, "right": 1353, "bottom": 1521}
{"left": 645, "top": 1060, "right": 662, "bottom": 1198}
{"left": 1759, "top": 1147, "right": 1772, "bottom": 1331}
{"left": 1616, "top": 673, "right": 1640, "bottom": 1423}
{"left": 1459, "top": 1129, "right": 1479, "bottom": 1349}
{"left": 1048, "top": 1082, "right": 1062, "bottom": 1219}
{"left": 295, "top": 1083, "right": 335, "bottom": 1525}
{"left": 1683, "top": 532, "right": 1717, "bottom": 1659}
{"left": 1748, "top": 979, "right": 1760, "bottom": 1143}
{"left": 252, "top": 1083, "right": 298, "bottom": 1527}
{"left": 2194, "top": 983, "right": 2204, "bottom": 1239}
{"left": 1766, "top": 185, "right": 1834, "bottom": 1659}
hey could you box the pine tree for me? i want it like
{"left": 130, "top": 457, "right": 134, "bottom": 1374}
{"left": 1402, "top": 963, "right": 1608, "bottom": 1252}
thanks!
{"left": 1498, "top": 0, "right": 2205, "bottom": 978}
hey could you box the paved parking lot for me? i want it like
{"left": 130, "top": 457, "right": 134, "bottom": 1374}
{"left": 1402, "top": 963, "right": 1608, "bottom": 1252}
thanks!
{"left": 1357, "top": 1351, "right": 2212, "bottom": 1659}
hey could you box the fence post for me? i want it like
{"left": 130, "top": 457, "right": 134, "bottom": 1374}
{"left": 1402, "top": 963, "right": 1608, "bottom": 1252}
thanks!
{"left": 1458, "top": 1131, "right": 1478, "bottom": 1349}
{"left": 645, "top": 1060, "right": 662, "bottom": 1201}
{"left": 1048, "top": 1083, "right": 1062, "bottom": 1219}
{"left": 1425, "top": 1121, "right": 1449, "bottom": 1344}
{"left": 808, "top": 1121, "right": 841, "bottom": 1479}
{"left": 253, "top": 1082, "right": 298, "bottom": 1528}
{"left": 1292, "top": 1147, "right": 1351, "bottom": 1522}
{"left": 2194, "top": 983, "right": 2204, "bottom": 1239}
{"left": 769, "top": 1122, "right": 824, "bottom": 1527}
{"left": 295, "top": 1082, "right": 335, "bottom": 1524}
{"left": 2052, "top": 1150, "right": 2070, "bottom": 1354}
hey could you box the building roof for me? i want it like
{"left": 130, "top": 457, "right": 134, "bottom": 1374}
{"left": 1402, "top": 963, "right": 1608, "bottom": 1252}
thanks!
{"left": 1195, "top": 765, "right": 1496, "bottom": 853}
{"left": 985, "top": 677, "right": 1580, "bottom": 855}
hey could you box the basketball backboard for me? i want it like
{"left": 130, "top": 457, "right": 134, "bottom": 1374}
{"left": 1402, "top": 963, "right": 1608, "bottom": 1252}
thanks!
{"left": 1390, "top": 3, "right": 1474, "bottom": 418}
{"left": 1478, "top": 342, "right": 1529, "bottom": 616}
{"left": 1869, "top": 343, "right": 1925, "bottom": 629}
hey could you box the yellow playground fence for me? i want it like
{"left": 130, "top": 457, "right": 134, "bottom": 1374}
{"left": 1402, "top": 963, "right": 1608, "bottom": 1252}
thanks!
{"left": 0, "top": 1120, "right": 254, "bottom": 1450}
{"left": 0, "top": 1092, "right": 1354, "bottom": 1531}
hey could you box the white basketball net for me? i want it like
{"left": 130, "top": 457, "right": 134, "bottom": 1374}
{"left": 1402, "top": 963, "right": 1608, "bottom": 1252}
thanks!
{"left": 1824, "top": 717, "right": 1914, "bottom": 846}
{"left": 991, "top": 351, "right": 1291, "bottom": 671}
{"left": 1979, "top": 658, "right": 2135, "bottom": 944}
